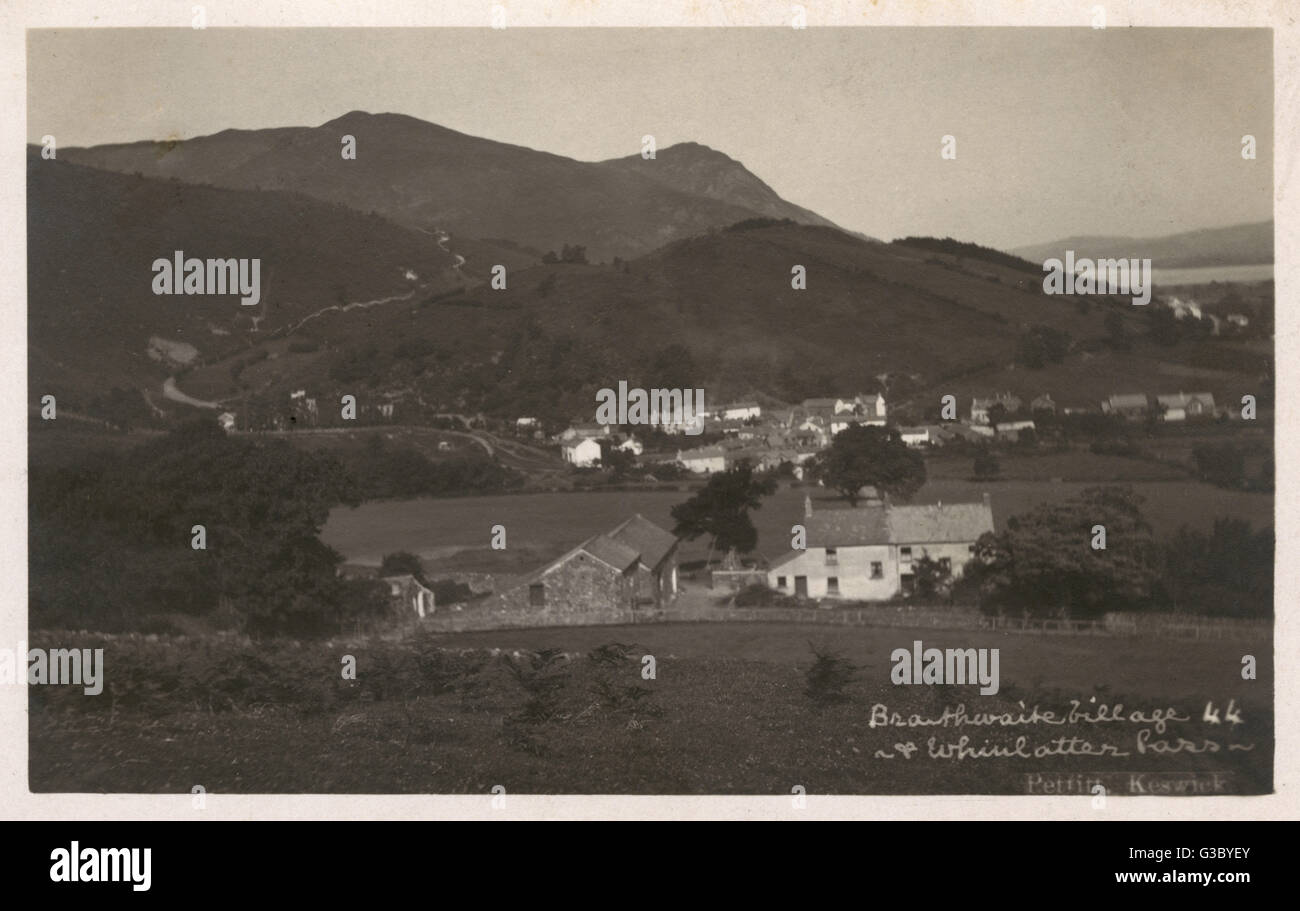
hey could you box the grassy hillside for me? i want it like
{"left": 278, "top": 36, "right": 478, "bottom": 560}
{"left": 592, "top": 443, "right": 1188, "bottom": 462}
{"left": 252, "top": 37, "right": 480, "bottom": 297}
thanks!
{"left": 27, "top": 151, "right": 462, "bottom": 404}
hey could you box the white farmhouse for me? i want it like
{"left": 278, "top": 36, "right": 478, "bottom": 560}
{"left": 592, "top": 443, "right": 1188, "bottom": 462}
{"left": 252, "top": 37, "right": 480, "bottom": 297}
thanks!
{"left": 767, "top": 495, "right": 994, "bottom": 601}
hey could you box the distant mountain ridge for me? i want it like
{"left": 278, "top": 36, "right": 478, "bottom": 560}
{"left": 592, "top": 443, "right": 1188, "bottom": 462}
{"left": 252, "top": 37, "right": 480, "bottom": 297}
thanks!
{"left": 1011, "top": 220, "right": 1272, "bottom": 270}
{"left": 59, "top": 111, "right": 847, "bottom": 262}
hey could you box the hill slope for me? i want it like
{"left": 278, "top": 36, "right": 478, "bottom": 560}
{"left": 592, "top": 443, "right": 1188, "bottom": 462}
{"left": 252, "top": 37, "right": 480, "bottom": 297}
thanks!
{"left": 60, "top": 112, "right": 841, "bottom": 262}
{"left": 27, "top": 151, "right": 463, "bottom": 402}
{"left": 31, "top": 158, "right": 1268, "bottom": 428}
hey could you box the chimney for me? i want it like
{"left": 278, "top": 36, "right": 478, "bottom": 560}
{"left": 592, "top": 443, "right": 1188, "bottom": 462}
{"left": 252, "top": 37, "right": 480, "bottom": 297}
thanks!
{"left": 804, "top": 495, "right": 813, "bottom": 518}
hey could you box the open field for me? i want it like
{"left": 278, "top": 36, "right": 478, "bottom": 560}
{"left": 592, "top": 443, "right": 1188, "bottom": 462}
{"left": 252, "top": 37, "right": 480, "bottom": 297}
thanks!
{"left": 322, "top": 478, "right": 1273, "bottom": 566}
{"left": 28, "top": 623, "right": 1271, "bottom": 794}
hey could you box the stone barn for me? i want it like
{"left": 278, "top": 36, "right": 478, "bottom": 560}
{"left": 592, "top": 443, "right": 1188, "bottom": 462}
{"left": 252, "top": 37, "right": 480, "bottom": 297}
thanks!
{"left": 494, "top": 515, "right": 679, "bottom": 614}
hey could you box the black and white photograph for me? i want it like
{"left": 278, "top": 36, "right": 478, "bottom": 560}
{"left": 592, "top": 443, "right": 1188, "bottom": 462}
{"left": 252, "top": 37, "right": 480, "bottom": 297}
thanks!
{"left": 18, "top": 14, "right": 1281, "bottom": 811}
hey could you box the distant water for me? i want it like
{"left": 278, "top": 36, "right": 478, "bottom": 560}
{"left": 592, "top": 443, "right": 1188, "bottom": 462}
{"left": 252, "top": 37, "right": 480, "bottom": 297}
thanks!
{"left": 1153, "top": 263, "right": 1273, "bottom": 286}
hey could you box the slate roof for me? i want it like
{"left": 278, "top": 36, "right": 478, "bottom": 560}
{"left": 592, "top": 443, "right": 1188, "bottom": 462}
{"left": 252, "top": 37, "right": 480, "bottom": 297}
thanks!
{"left": 801, "top": 500, "right": 994, "bottom": 548}
{"left": 580, "top": 535, "right": 642, "bottom": 571}
{"left": 1106, "top": 393, "right": 1149, "bottom": 410}
{"left": 805, "top": 507, "right": 892, "bottom": 547}
{"left": 886, "top": 502, "right": 995, "bottom": 544}
{"left": 679, "top": 446, "right": 726, "bottom": 460}
{"left": 608, "top": 514, "right": 678, "bottom": 570}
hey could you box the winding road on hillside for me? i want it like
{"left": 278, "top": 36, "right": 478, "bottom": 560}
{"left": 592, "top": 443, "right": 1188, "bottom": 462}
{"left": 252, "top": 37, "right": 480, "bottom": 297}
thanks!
{"left": 163, "top": 227, "right": 474, "bottom": 410}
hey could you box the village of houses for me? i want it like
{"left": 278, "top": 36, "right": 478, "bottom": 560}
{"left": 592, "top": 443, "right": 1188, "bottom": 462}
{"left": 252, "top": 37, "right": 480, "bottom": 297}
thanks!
{"left": 378, "top": 384, "right": 1230, "bottom": 625}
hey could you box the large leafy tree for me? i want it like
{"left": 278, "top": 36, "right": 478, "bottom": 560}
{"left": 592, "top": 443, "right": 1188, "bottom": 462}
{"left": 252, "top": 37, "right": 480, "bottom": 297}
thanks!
{"left": 964, "top": 486, "right": 1158, "bottom": 619}
{"left": 670, "top": 461, "right": 777, "bottom": 563}
{"left": 809, "top": 424, "right": 926, "bottom": 505}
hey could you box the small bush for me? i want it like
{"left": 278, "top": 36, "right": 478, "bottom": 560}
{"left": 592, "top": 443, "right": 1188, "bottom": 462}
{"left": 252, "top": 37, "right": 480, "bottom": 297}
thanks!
{"left": 804, "top": 643, "right": 857, "bottom": 705}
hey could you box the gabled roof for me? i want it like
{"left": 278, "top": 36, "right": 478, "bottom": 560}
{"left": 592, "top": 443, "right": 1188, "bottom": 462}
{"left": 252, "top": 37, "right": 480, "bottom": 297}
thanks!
{"left": 608, "top": 514, "right": 678, "bottom": 570}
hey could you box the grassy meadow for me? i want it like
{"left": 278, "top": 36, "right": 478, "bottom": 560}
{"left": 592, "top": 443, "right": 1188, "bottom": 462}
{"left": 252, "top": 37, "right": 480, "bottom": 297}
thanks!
{"left": 28, "top": 622, "right": 1271, "bottom": 795}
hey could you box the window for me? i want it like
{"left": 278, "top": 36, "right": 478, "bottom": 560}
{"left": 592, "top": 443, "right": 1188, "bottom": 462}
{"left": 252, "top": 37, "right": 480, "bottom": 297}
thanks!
{"left": 900, "top": 546, "right": 912, "bottom": 563}
{"left": 870, "top": 562, "right": 883, "bottom": 579}
{"left": 825, "top": 547, "right": 838, "bottom": 566}
{"left": 827, "top": 577, "right": 839, "bottom": 595}
{"left": 939, "top": 557, "right": 952, "bottom": 573}
{"left": 528, "top": 584, "right": 545, "bottom": 607}
{"left": 968, "top": 544, "right": 976, "bottom": 554}
{"left": 777, "top": 576, "right": 787, "bottom": 589}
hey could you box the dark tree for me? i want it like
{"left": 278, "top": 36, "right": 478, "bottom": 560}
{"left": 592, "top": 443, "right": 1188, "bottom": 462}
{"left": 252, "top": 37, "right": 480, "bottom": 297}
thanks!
{"left": 809, "top": 424, "right": 926, "bottom": 505}
{"left": 670, "top": 461, "right": 777, "bottom": 561}
{"left": 910, "top": 554, "right": 952, "bottom": 600}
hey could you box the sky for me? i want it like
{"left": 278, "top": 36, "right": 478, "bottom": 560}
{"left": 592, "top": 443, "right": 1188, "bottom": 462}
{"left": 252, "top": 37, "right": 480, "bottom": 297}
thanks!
{"left": 27, "top": 27, "right": 1273, "bottom": 251}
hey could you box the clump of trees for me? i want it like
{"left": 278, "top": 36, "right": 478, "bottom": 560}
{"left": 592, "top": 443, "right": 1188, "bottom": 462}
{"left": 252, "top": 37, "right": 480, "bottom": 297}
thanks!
{"left": 961, "top": 486, "right": 1273, "bottom": 620}
{"left": 541, "top": 244, "right": 588, "bottom": 264}
{"left": 963, "top": 486, "right": 1159, "bottom": 619}
{"left": 30, "top": 418, "right": 372, "bottom": 635}
{"left": 1157, "top": 519, "right": 1272, "bottom": 618}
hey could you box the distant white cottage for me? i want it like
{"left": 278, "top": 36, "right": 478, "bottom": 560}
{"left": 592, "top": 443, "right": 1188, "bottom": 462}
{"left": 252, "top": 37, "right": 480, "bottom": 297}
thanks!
{"left": 1156, "top": 392, "right": 1215, "bottom": 422}
{"left": 562, "top": 437, "right": 602, "bottom": 467}
{"left": 677, "top": 446, "right": 727, "bottom": 474}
